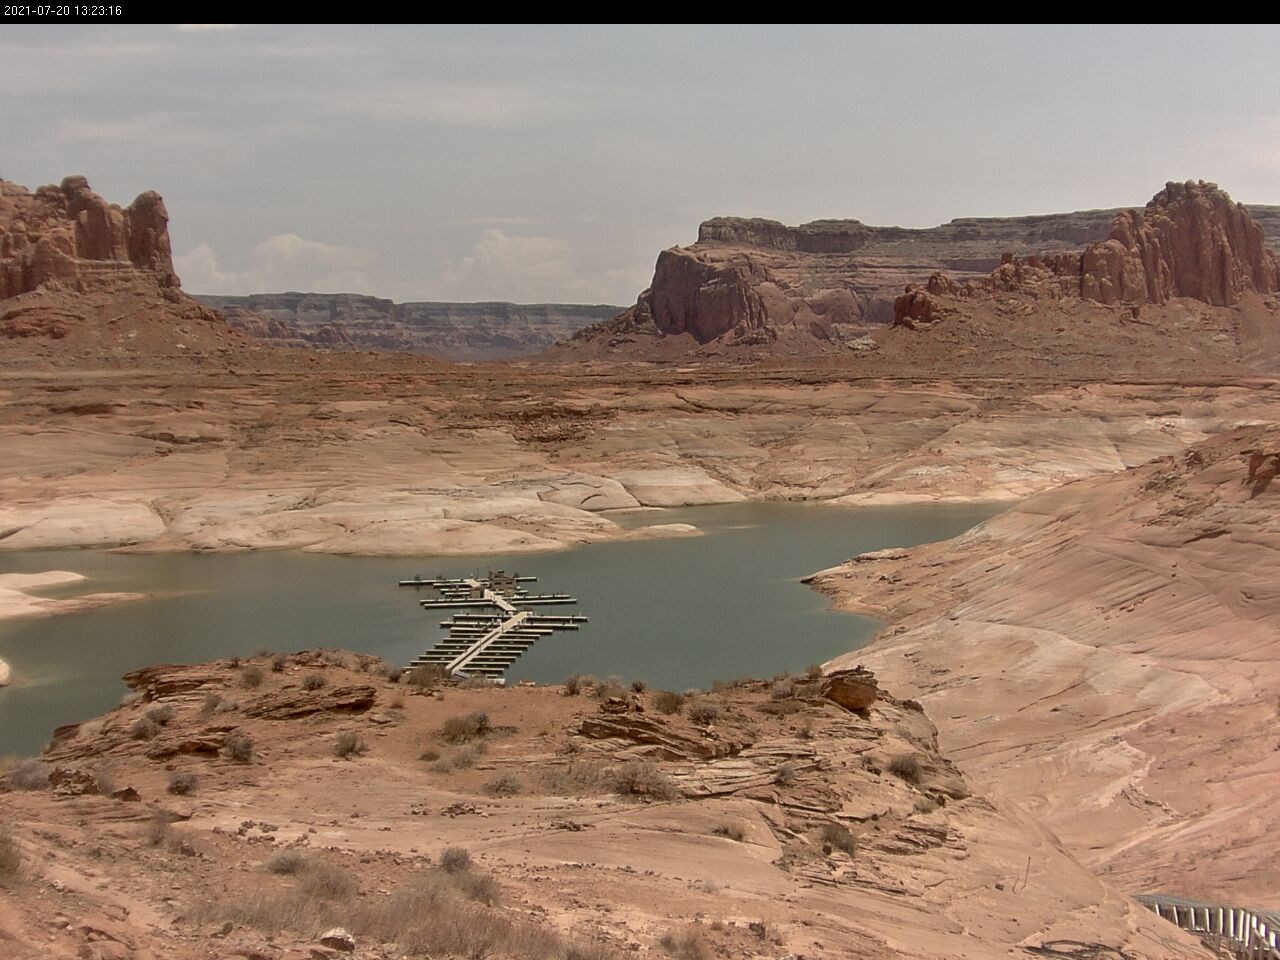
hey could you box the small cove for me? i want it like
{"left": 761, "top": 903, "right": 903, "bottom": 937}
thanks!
{"left": 0, "top": 501, "right": 1004, "bottom": 755}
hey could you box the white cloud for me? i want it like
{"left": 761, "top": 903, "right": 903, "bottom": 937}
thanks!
{"left": 175, "top": 234, "right": 377, "bottom": 295}
{"left": 434, "top": 229, "right": 647, "bottom": 304}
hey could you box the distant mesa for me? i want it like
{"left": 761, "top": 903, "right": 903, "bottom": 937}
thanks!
{"left": 566, "top": 182, "right": 1280, "bottom": 356}
{"left": 197, "top": 292, "right": 622, "bottom": 361}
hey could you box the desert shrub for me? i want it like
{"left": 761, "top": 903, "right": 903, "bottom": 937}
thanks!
{"left": 143, "top": 812, "right": 171, "bottom": 847}
{"left": 797, "top": 722, "right": 815, "bottom": 740}
{"left": 167, "top": 772, "right": 198, "bottom": 796}
{"left": 300, "top": 862, "right": 357, "bottom": 900}
{"left": 819, "top": 822, "right": 857, "bottom": 857}
{"left": 200, "top": 692, "right": 223, "bottom": 714}
{"left": 301, "top": 673, "right": 326, "bottom": 691}
{"left": 333, "top": 731, "right": 368, "bottom": 759}
{"left": 0, "top": 830, "right": 22, "bottom": 883}
{"left": 118, "top": 691, "right": 143, "bottom": 708}
{"left": 419, "top": 746, "right": 441, "bottom": 762}
{"left": 659, "top": 927, "right": 712, "bottom": 960}
{"left": 320, "top": 650, "right": 347, "bottom": 668}
{"left": 225, "top": 732, "right": 254, "bottom": 763}
{"left": 612, "top": 760, "right": 679, "bottom": 800}
{"left": 652, "top": 691, "right": 684, "bottom": 715}
{"left": 264, "top": 849, "right": 309, "bottom": 875}
{"left": 439, "top": 711, "right": 490, "bottom": 743}
{"left": 543, "top": 761, "right": 611, "bottom": 794}
{"left": 145, "top": 704, "right": 176, "bottom": 725}
{"left": 444, "top": 867, "right": 501, "bottom": 905}
{"left": 404, "top": 664, "right": 446, "bottom": 689}
{"left": 630, "top": 678, "right": 647, "bottom": 693}
{"left": 93, "top": 765, "right": 116, "bottom": 795}
{"left": 793, "top": 681, "right": 820, "bottom": 699}
{"left": 563, "top": 673, "right": 596, "bottom": 696}
{"left": 806, "top": 663, "right": 824, "bottom": 679}
{"left": 389, "top": 694, "right": 405, "bottom": 710}
{"left": 887, "top": 754, "right": 922, "bottom": 784}
{"left": 913, "top": 796, "right": 940, "bottom": 815}
{"left": 429, "top": 757, "right": 453, "bottom": 774}
{"left": 5, "top": 759, "right": 51, "bottom": 791}
{"left": 481, "top": 773, "right": 522, "bottom": 797}
{"left": 711, "top": 822, "right": 746, "bottom": 842}
{"left": 687, "top": 701, "right": 721, "bottom": 725}
{"left": 592, "top": 675, "right": 626, "bottom": 700}
{"left": 130, "top": 716, "right": 162, "bottom": 741}
{"left": 271, "top": 653, "right": 289, "bottom": 672}
{"left": 438, "top": 846, "right": 473, "bottom": 873}
{"left": 450, "top": 745, "right": 483, "bottom": 769}
{"left": 380, "top": 662, "right": 404, "bottom": 683}
{"left": 214, "top": 699, "right": 237, "bottom": 714}
{"left": 239, "top": 665, "right": 265, "bottom": 689}
{"left": 770, "top": 679, "right": 795, "bottom": 700}
{"left": 775, "top": 762, "right": 797, "bottom": 786}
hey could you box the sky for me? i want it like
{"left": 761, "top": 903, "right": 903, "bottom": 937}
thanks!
{"left": 2, "top": 24, "right": 1278, "bottom": 305}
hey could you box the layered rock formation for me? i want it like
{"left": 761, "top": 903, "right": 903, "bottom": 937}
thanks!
{"left": 570, "top": 188, "right": 1279, "bottom": 356}
{"left": 0, "top": 175, "right": 179, "bottom": 299}
{"left": 199, "top": 292, "right": 620, "bottom": 360}
{"left": 1077, "top": 180, "right": 1279, "bottom": 305}
{"left": 0, "top": 175, "right": 237, "bottom": 353}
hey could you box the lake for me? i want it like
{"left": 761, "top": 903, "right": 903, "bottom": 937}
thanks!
{"left": 0, "top": 501, "right": 1003, "bottom": 755}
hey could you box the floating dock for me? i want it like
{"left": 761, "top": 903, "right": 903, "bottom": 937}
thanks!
{"left": 399, "top": 570, "right": 587, "bottom": 680}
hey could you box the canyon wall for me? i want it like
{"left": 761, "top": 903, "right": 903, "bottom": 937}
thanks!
{"left": 198, "top": 292, "right": 621, "bottom": 361}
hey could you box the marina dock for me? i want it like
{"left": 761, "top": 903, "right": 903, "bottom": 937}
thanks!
{"left": 400, "top": 571, "right": 587, "bottom": 680}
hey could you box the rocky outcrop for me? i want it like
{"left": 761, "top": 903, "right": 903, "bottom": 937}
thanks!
{"left": 820, "top": 666, "right": 879, "bottom": 710}
{"left": 198, "top": 292, "right": 620, "bottom": 360}
{"left": 1077, "top": 180, "right": 1278, "bottom": 305}
{"left": 0, "top": 176, "right": 180, "bottom": 299}
{"left": 243, "top": 683, "right": 377, "bottom": 719}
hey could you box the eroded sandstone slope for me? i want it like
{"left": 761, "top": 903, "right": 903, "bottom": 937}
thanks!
{"left": 0, "top": 656, "right": 1207, "bottom": 960}
{"left": 813, "top": 425, "right": 1280, "bottom": 905}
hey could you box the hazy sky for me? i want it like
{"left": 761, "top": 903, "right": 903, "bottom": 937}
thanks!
{"left": 3, "top": 24, "right": 1278, "bottom": 305}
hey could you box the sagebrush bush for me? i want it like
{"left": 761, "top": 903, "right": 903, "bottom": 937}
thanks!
{"left": 563, "top": 673, "right": 595, "bottom": 696}
{"left": 439, "top": 711, "right": 490, "bottom": 743}
{"left": 711, "top": 821, "right": 746, "bottom": 842}
{"left": 687, "top": 701, "right": 720, "bottom": 725}
{"left": 592, "top": 676, "right": 626, "bottom": 700}
{"left": 301, "top": 673, "right": 326, "bottom": 691}
{"left": 888, "top": 754, "right": 922, "bottom": 783}
{"left": 659, "top": 927, "right": 711, "bottom": 960}
{"left": 200, "top": 692, "right": 223, "bottom": 714}
{"left": 819, "top": 822, "right": 857, "bottom": 857}
{"left": 271, "top": 653, "right": 289, "bottom": 672}
{"left": 299, "top": 862, "right": 357, "bottom": 900}
{"left": 145, "top": 704, "right": 176, "bottom": 725}
{"left": 143, "top": 812, "right": 171, "bottom": 847}
{"left": 333, "top": 731, "right": 368, "bottom": 759}
{"left": 775, "top": 762, "right": 797, "bottom": 786}
{"left": 264, "top": 849, "right": 308, "bottom": 875}
{"left": 225, "top": 732, "right": 254, "bottom": 763}
{"left": 806, "top": 663, "right": 824, "bottom": 679}
{"left": 239, "top": 665, "right": 265, "bottom": 689}
{"left": 5, "top": 759, "right": 50, "bottom": 791}
{"left": 167, "top": 771, "right": 198, "bottom": 795}
{"left": 481, "top": 773, "right": 522, "bottom": 797}
{"left": 439, "top": 846, "right": 472, "bottom": 873}
{"left": 0, "top": 830, "right": 22, "bottom": 883}
{"left": 130, "top": 716, "right": 161, "bottom": 741}
{"left": 630, "top": 678, "right": 647, "bottom": 693}
{"left": 652, "top": 691, "right": 684, "bottom": 715}
{"left": 612, "top": 760, "right": 679, "bottom": 800}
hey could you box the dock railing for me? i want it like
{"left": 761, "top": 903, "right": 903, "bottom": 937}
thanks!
{"left": 1137, "top": 893, "right": 1280, "bottom": 959}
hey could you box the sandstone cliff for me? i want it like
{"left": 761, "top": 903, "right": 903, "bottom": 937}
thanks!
{"left": 199, "top": 292, "right": 620, "bottom": 361}
{"left": 568, "top": 189, "right": 1280, "bottom": 357}
{"left": 0, "top": 176, "right": 237, "bottom": 354}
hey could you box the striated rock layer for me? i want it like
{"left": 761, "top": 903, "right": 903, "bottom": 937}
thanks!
{"left": 199, "top": 292, "right": 621, "bottom": 360}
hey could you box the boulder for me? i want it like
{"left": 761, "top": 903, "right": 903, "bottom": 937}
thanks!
{"left": 821, "top": 667, "right": 879, "bottom": 710}
{"left": 316, "top": 929, "right": 355, "bottom": 952}
{"left": 244, "top": 684, "right": 377, "bottom": 720}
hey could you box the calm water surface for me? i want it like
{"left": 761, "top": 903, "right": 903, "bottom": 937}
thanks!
{"left": 0, "top": 501, "right": 1003, "bottom": 755}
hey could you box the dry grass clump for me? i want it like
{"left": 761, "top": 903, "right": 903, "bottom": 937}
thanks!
{"left": 4, "top": 758, "right": 51, "bottom": 791}
{"left": 806, "top": 663, "right": 824, "bottom": 679}
{"left": 143, "top": 812, "right": 173, "bottom": 847}
{"left": 563, "top": 673, "right": 596, "bottom": 696}
{"left": 591, "top": 675, "right": 627, "bottom": 700}
{"left": 239, "top": 665, "right": 265, "bottom": 689}
{"left": 652, "top": 690, "right": 684, "bottom": 715}
{"left": 611, "top": 760, "right": 679, "bottom": 800}
{"left": 167, "top": 771, "right": 198, "bottom": 795}
{"left": 225, "top": 731, "right": 254, "bottom": 763}
{"left": 659, "top": 926, "right": 712, "bottom": 960}
{"left": 333, "top": 731, "right": 368, "bottom": 759}
{"left": 543, "top": 761, "right": 612, "bottom": 794}
{"left": 711, "top": 821, "right": 746, "bottom": 842}
{"left": 264, "top": 850, "right": 309, "bottom": 875}
{"left": 438, "top": 846, "right": 473, "bottom": 873}
{"left": 819, "top": 822, "right": 857, "bottom": 857}
{"left": 687, "top": 701, "right": 721, "bottom": 725}
{"left": 405, "top": 664, "right": 446, "bottom": 689}
{"left": 481, "top": 773, "right": 522, "bottom": 797}
{"left": 630, "top": 678, "right": 647, "bottom": 693}
{"left": 439, "top": 711, "right": 491, "bottom": 743}
{"left": 145, "top": 704, "right": 176, "bottom": 725}
{"left": 271, "top": 653, "right": 289, "bottom": 672}
{"left": 770, "top": 679, "right": 795, "bottom": 700}
{"left": 775, "top": 762, "right": 797, "bottom": 786}
{"left": 0, "top": 830, "right": 23, "bottom": 884}
{"left": 887, "top": 754, "right": 922, "bottom": 783}
{"left": 200, "top": 692, "right": 224, "bottom": 714}
{"left": 301, "top": 673, "right": 327, "bottom": 691}
{"left": 299, "top": 862, "right": 357, "bottom": 900}
{"left": 130, "top": 716, "right": 162, "bottom": 741}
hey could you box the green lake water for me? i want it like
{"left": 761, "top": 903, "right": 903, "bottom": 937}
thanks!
{"left": 0, "top": 501, "right": 1003, "bottom": 755}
